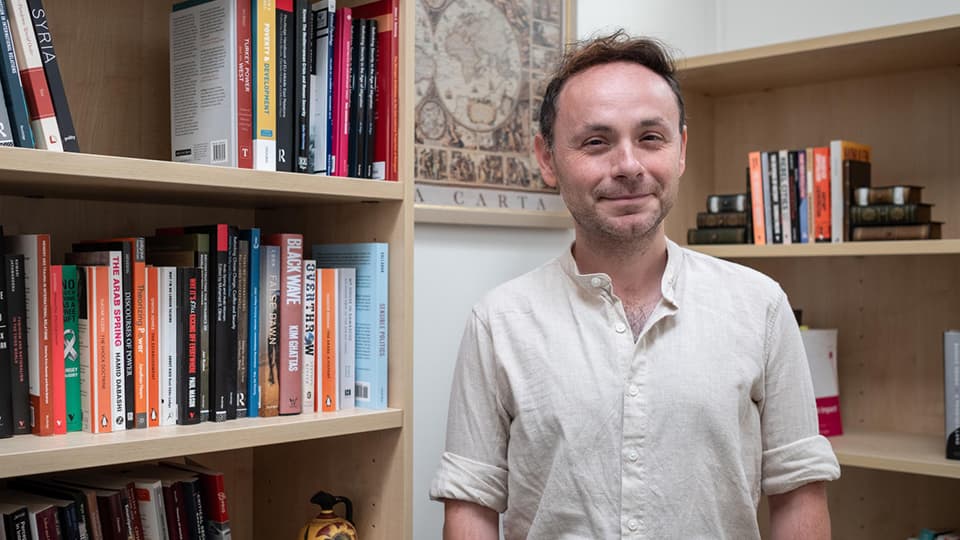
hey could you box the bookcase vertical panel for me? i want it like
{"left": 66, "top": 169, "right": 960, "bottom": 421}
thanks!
{"left": 252, "top": 429, "right": 404, "bottom": 540}
{"left": 738, "top": 255, "right": 960, "bottom": 436}
{"left": 43, "top": 0, "right": 171, "bottom": 160}
{"left": 692, "top": 66, "right": 960, "bottom": 240}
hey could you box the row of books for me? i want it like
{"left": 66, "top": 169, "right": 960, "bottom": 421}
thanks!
{"left": 0, "top": 0, "right": 78, "bottom": 151}
{"left": 0, "top": 227, "right": 389, "bottom": 438}
{"left": 170, "top": 0, "right": 398, "bottom": 180}
{"left": 0, "top": 460, "right": 230, "bottom": 540}
{"left": 746, "top": 140, "right": 944, "bottom": 244}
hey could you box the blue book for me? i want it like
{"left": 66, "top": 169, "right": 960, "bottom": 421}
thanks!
{"left": 798, "top": 150, "right": 810, "bottom": 243}
{"left": 240, "top": 228, "right": 260, "bottom": 417}
{"left": 0, "top": 0, "right": 34, "bottom": 148}
{"left": 312, "top": 242, "right": 387, "bottom": 409}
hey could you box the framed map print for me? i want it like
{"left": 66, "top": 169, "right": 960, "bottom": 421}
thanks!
{"left": 413, "top": 0, "right": 576, "bottom": 227}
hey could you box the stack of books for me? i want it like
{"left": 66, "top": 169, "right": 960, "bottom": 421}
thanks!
{"left": 849, "top": 185, "right": 942, "bottom": 241}
{"left": 686, "top": 193, "right": 752, "bottom": 245}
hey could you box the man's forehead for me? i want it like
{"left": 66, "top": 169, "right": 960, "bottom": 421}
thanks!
{"left": 555, "top": 62, "right": 681, "bottom": 124}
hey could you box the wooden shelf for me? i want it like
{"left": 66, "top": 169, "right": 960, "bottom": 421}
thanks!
{"left": 677, "top": 14, "right": 960, "bottom": 95}
{"left": 0, "top": 408, "right": 404, "bottom": 479}
{"left": 687, "top": 239, "right": 960, "bottom": 258}
{"left": 0, "top": 147, "right": 405, "bottom": 207}
{"left": 415, "top": 204, "right": 574, "bottom": 229}
{"left": 830, "top": 430, "right": 960, "bottom": 479}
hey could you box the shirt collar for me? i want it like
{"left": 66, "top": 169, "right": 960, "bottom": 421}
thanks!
{"left": 558, "top": 237, "right": 684, "bottom": 307}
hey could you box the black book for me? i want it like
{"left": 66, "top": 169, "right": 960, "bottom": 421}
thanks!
{"left": 788, "top": 150, "right": 800, "bottom": 243}
{"left": 69, "top": 241, "right": 135, "bottom": 429}
{"left": 6, "top": 254, "right": 29, "bottom": 435}
{"left": 0, "top": 1, "right": 34, "bottom": 148}
{"left": 275, "top": 0, "right": 295, "bottom": 172}
{"left": 0, "top": 503, "right": 30, "bottom": 540}
{"left": 11, "top": 477, "right": 93, "bottom": 540}
{"left": 146, "top": 234, "right": 211, "bottom": 422}
{"left": 26, "top": 0, "right": 79, "bottom": 152}
{"left": 0, "top": 227, "right": 11, "bottom": 438}
{"left": 0, "top": 84, "right": 14, "bottom": 146}
{"left": 226, "top": 231, "right": 240, "bottom": 420}
{"left": 235, "top": 238, "right": 249, "bottom": 418}
{"left": 179, "top": 477, "right": 206, "bottom": 540}
{"left": 363, "top": 18, "right": 378, "bottom": 179}
{"left": 177, "top": 266, "right": 201, "bottom": 425}
{"left": 294, "top": 0, "right": 312, "bottom": 173}
{"left": 348, "top": 18, "right": 367, "bottom": 177}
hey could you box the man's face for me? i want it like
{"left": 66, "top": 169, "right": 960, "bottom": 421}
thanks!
{"left": 535, "top": 61, "right": 687, "bottom": 245}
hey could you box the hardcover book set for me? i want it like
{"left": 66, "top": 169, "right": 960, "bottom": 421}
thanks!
{"left": 0, "top": 225, "right": 389, "bottom": 440}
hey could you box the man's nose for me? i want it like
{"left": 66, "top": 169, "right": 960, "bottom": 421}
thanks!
{"left": 611, "top": 142, "right": 644, "bottom": 179}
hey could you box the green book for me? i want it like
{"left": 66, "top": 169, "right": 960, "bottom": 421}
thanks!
{"left": 62, "top": 264, "right": 82, "bottom": 431}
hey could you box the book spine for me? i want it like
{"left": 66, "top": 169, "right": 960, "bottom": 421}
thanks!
{"left": 319, "top": 267, "right": 337, "bottom": 411}
{"left": 301, "top": 259, "right": 316, "bottom": 412}
{"left": 946, "top": 330, "right": 960, "bottom": 460}
{"left": 797, "top": 150, "right": 809, "bottom": 243}
{"left": 850, "top": 223, "right": 941, "bottom": 241}
{"left": 829, "top": 140, "right": 872, "bottom": 242}
{"left": 107, "top": 252, "right": 127, "bottom": 431}
{"left": 243, "top": 229, "right": 260, "bottom": 417}
{"left": 61, "top": 264, "right": 81, "bottom": 431}
{"left": 133, "top": 480, "right": 165, "bottom": 540}
{"left": 49, "top": 264, "right": 66, "bottom": 434}
{"left": 77, "top": 266, "right": 91, "bottom": 433}
{"left": 331, "top": 8, "right": 351, "bottom": 176}
{"left": 308, "top": 1, "right": 329, "bottom": 174}
{"left": 854, "top": 185, "right": 924, "bottom": 206}
{"left": 258, "top": 245, "right": 281, "bottom": 416}
{"left": 93, "top": 266, "right": 112, "bottom": 433}
{"left": 348, "top": 18, "right": 365, "bottom": 177}
{"left": 147, "top": 266, "right": 160, "bottom": 427}
{"left": 363, "top": 18, "right": 377, "bottom": 178}
{"left": 25, "top": 0, "right": 78, "bottom": 151}
{"left": 253, "top": 0, "right": 277, "bottom": 170}
{"left": 777, "top": 149, "right": 792, "bottom": 244}
{"left": 196, "top": 251, "right": 210, "bottom": 422}
{"left": 0, "top": 241, "right": 12, "bottom": 438}
{"left": 323, "top": 1, "right": 336, "bottom": 174}
{"left": 5, "top": 0, "right": 61, "bottom": 150}
{"left": 237, "top": 0, "right": 253, "bottom": 168}
{"left": 226, "top": 229, "right": 239, "bottom": 420}
{"left": 130, "top": 239, "right": 147, "bottom": 429}
{"left": 235, "top": 238, "right": 248, "bottom": 418}
{"left": 696, "top": 211, "right": 749, "bottom": 228}
{"left": 293, "top": 0, "right": 311, "bottom": 173}
{"left": 812, "top": 146, "right": 831, "bottom": 242}
{"left": 272, "top": 234, "right": 303, "bottom": 414}
{"left": 207, "top": 227, "right": 229, "bottom": 423}
{"left": 0, "top": 84, "right": 15, "bottom": 146}
{"left": 0, "top": 0, "right": 33, "bottom": 147}
{"left": 6, "top": 254, "right": 30, "bottom": 434}
{"left": 849, "top": 204, "right": 932, "bottom": 226}
{"left": 747, "top": 151, "right": 765, "bottom": 244}
{"left": 159, "top": 267, "right": 178, "bottom": 426}
{"left": 275, "top": 0, "right": 295, "bottom": 171}
{"left": 177, "top": 267, "right": 200, "bottom": 424}
{"left": 686, "top": 227, "right": 748, "bottom": 245}
{"left": 338, "top": 267, "right": 355, "bottom": 409}
{"left": 386, "top": 0, "right": 398, "bottom": 181}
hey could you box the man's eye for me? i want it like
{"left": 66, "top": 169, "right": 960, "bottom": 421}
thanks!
{"left": 641, "top": 134, "right": 664, "bottom": 142}
{"left": 584, "top": 138, "right": 606, "bottom": 147}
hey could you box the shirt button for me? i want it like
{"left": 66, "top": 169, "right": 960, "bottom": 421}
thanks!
{"left": 628, "top": 519, "right": 639, "bottom": 531}
{"left": 615, "top": 322, "right": 627, "bottom": 333}
{"left": 590, "top": 277, "right": 604, "bottom": 288}
{"left": 628, "top": 450, "right": 639, "bottom": 461}
{"left": 628, "top": 385, "right": 639, "bottom": 397}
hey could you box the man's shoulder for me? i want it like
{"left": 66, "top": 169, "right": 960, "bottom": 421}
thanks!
{"left": 473, "top": 257, "right": 566, "bottom": 317}
{"left": 678, "top": 244, "right": 783, "bottom": 299}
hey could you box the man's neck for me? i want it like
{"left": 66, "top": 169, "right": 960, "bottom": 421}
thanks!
{"left": 572, "top": 229, "right": 668, "bottom": 303}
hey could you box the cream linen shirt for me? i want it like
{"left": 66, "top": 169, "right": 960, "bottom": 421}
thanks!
{"left": 430, "top": 239, "right": 841, "bottom": 539}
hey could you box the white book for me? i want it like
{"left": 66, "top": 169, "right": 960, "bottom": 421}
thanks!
{"left": 5, "top": 0, "right": 63, "bottom": 151}
{"left": 337, "top": 267, "right": 355, "bottom": 410}
{"left": 777, "top": 149, "right": 792, "bottom": 245}
{"left": 800, "top": 328, "right": 842, "bottom": 436}
{"left": 301, "top": 259, "right": 317, "bottom": 412}
{"left": 170, "top": 0, "right": 238, "bottom": 166}
{"left": 159, "top": 267, "right": 179, "bottom": 426}
{"left": 131, "top": 478, "right": 168, "bottom": 540}
{"left": 309, "top": 0, "right": 333, "bottom": 173}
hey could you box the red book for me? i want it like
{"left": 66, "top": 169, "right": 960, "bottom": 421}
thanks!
{"left": 263, "top": 233, "right": 303, "bottom": 414}
{"left": 237, "top": 0, "right": 253, "bottom": 168}
{"left": 352, "top": 0, "right": 399, "bottom": 181}
{"left": 812, "top": 146, "right": 831, "bottom": 242}
{"left": 331, "top": 7, "right": 352, "bottom": 177}
{"left": 49, "top": 265, "right": 66, "bottom": 434}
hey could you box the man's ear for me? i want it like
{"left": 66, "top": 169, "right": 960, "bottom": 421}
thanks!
{"left": 678, "top": 124, "right": 687, "bottom": 176}
{"left": 534, "top": 133, "right": 558, "bottom": 188}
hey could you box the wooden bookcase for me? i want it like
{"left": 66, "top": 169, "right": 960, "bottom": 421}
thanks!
{"left": 0, "top": 1, "right": 414, "bottom": 539}
{"left": 668, "top": 15, "right": 960, "bottom": 538}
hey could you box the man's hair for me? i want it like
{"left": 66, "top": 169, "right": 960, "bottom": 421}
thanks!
{"left": 538, "top": 30, "right": 685, "bottom": 149}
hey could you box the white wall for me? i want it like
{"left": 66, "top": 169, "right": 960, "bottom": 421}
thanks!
{"left": 411, "top": 1, "right": 960, "bottom": 538}
{"left": 412, "top": 224, "right": 573, "bottom": 539}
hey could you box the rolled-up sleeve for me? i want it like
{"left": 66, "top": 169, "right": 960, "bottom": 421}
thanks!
{"left": 760, "top": 290, "right": 841, "bottom": 495}
{"left": 429, "top": 309, "right": 510, "bottom": 513}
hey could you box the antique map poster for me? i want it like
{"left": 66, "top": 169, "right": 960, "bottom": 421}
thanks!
{"left": 414, "top": 0, "right": 568, "bottom": 212}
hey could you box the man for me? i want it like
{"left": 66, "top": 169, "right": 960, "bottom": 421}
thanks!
{"left": 430, "top": 32, "right": 840, "bottom": 539}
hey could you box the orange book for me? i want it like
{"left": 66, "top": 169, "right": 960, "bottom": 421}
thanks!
{"left": 812, "top": 147, "right": 831, "bottom": 242}
{"left": 319, "top": 268, "right": 337, "bottom": 412}
{"left": 147, "top": 266, "right": 160, "bottom": 427}
{"left": 79, "top": 266, "right": 112, "bottom": 433}
{"left": 49, "top": 265, "right": 66, "bottom": 435}
{"left": 747, "top": 151, "right": 765, "bottom": 245}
